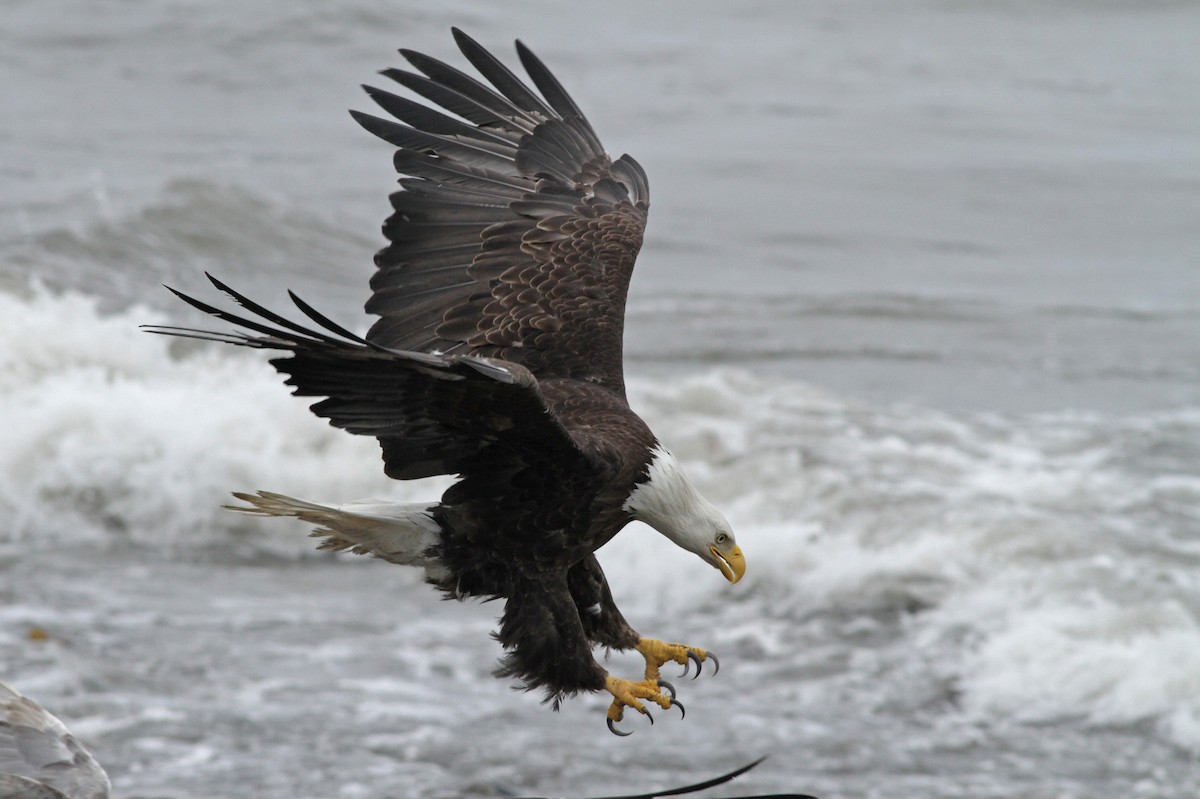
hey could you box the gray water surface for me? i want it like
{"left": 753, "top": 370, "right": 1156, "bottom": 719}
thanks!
{"left": 3, "top": 2, "right": 1199, "bottom": 797}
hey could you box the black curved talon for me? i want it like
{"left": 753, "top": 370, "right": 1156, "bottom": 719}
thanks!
{"left": 688, "top": 650, "right": 703, "bottom": 679}
{"left": 708, "top": 652, "right": 720, "bottom": 675}
{"left": 657, "top": 678, "right": 676, "bottom": 699}
{"left": 672, "top": 698, "right": 686, "bottom": 719}
{"left": 644, "top": 708, "right": 654, "bottom": 725}
{"left": 607, "top": 717, "right": 633, "bottom": 737}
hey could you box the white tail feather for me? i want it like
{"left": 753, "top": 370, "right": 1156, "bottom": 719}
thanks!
{"left": 227, "top": 491, "right": 448, "bottom": 580}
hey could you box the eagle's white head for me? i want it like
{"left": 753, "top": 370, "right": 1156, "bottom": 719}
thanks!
{"left": 623, "top": 444, "right": 746, "bottom": 583}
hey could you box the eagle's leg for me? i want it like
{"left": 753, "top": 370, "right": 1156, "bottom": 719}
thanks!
{"left": 634, "top": 637, "right": 719, "bottom": 681}
{"left": 566, "top": 555, "right": 719, "bottom": 684}
{"left": 565, "top": 558, "right": 686, "bottom": 733}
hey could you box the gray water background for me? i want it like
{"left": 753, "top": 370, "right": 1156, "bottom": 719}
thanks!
{"left": 2, "top": 2, "right": 1199, "bottom": 797}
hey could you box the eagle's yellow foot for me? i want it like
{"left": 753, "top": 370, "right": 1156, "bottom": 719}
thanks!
{"left": 635, "top": 637, "right": 719, "bottom": 681}
{"left": 604, "top": 674, "right": 684, "bottom": 736}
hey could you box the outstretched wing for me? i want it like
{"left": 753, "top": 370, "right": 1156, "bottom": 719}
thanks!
{"left": 354, "top": 28, "right": 650, "bottom": 396}
{"left": 143, "top": 276, "right": 594, "bottom": 482}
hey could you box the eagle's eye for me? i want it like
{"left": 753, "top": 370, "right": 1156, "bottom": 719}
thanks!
{"left": 715, "top": 533, "right": 729, "bottom": 546}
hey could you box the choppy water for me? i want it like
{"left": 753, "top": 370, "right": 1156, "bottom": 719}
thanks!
{"left": 2, "top": 2, "right": 1199, "bottom": 797}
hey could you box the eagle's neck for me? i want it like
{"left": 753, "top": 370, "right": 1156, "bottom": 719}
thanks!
{"left": 623, "top": 444, "right": 727, "bottom": 554}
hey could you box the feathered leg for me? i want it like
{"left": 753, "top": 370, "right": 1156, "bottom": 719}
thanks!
{"left": 566, "top": 557, "right": 695, "bottom": 734}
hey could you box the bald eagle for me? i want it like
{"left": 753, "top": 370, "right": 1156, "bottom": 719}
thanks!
{"left": 146, "top": 29, "right": 745, "bottom": 734}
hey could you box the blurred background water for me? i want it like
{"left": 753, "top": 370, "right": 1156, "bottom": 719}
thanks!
{"left": 2, "top": 1, "right": 1198, "bottom": 797}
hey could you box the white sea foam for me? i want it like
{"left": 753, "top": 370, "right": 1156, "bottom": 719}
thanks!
{"left": 607, "top": 367, "right": 1200, "bottom": 748}
{"left": 3, "top": 284, "right": 1199, "bottom": 760}
{"left": 0, "top": 288, "right": 423, "bottom": 553}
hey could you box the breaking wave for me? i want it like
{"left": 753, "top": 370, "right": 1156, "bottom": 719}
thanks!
{"left": 3, "top": 285, "right": 1199, "bottom": 749}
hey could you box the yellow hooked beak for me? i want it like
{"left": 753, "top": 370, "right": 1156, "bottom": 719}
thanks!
{"left": 709, "top": 543, "right": 746, "bottom": 584}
